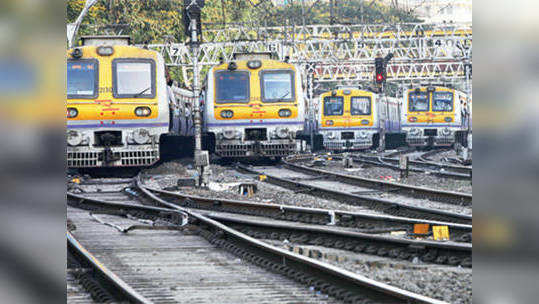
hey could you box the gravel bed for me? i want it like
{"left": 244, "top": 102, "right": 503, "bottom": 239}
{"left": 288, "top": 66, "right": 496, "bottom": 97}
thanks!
{"left": 258, "top": 166, "right": 472, "bottom": 216}
{"left": 141, "top": 160, "right": 383, "bottom": 215}
{"left": 266, "top": 239, "right": 472, "bottom": 304}
{"left": 306, "top": 159, "right": 472, "bottom": 194}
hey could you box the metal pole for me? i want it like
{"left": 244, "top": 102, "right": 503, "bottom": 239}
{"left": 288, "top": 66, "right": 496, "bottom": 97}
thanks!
{"left": 67, "top": 0, "right": 98, "bottom": 48}
{"left": 190, "top": 18, "right": 209, "bottom": 187}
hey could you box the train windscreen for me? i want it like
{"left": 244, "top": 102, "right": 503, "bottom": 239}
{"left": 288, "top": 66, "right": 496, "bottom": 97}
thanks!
{"left": 351, "top": 96, "right": 371, "bottom": 115}
{"left": 216, "top": 71, "right": 249, "bottom": 103}
{"left": 323, "top": 96, "right": 344, "bottom": 116}
{"left": 67, "top": 60, "right": 97, "bottom": 98}
{"left": 113, "top": 60, "right": 155, "bottom": 98}
{"left": 261, "top": 71, "right": 294, "bottom": 102}
{"left": 408, "top": 91, "right": 429, "bottom": 111}
{"left": 432, "top": 91, "right": 454, "bottom": 112}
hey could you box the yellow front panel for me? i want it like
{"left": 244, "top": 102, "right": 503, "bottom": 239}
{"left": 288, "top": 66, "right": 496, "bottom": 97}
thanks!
{"left": 406, "top": 87, "right": 455, "bottom": 124}
{"left": 320, "top": 89, "right": 374, "bottom": 128}
{"left": 213, "top": 60, "right": 298, "bottom": 121}
{"left": 67, "top": 46, "right": 159, "bottom": 121}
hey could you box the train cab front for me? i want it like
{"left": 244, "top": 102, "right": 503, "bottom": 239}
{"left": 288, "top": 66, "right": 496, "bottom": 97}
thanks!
{"left": 206, "top": 57, "right": 304, "bottom": 158}
{"left": 403, "top": 87, "right": 459, "bottom": 147}
{"left": 319, "top": 90, "right": 376, "bottom": 151}
{"left": 66, "top": 43, "right": 168, "bottom": 168}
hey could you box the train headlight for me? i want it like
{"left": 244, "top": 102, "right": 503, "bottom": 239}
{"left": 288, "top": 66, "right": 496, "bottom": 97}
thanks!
{"left": 325, "top": 120, "right": 334, "bottom": 126}
{"left": 135, "top": 107, "right": 152, "bottom": 117}
{"left": 408, "top": 116, "right": 418, "bottom": 122}
{"left": 71, "top": 48, "right": 82, "bottom": 59}
{"left": 220, "top": 110, "right": 234, "bottom": 119}
{"left": 361, "top": 119, "right": 370, "bottom": 125}
{"left": 278, "top": 109, "right": 292, "bottom": 117}
{"left": 444, "top": 117, "right": 453, "bottom": 122}
{"left": 247, "top": 60, "right": 262, "bottom": 69}
{"left": 276, "top": 127, "right": 289, "bottom": 139}
{"left": 326, "top": 132, "right": 336, "bottom": 139}
{"left": 133, "top": 129, "right": 150, "bottom": 144}
{"left": 67, "top": 131, "right": 83, "bottom": 146}
{"left": 97, "top": 46, "right": 114, "bottom": 56}
{"left": 223, "top": 130, "right": 237, "bottom": 140}
{"left": 410, "top": 128, "right": 421, "bottom": 136}
{"left": 441, "top": 128, "right": 452, "bottom": 136}
{"left": 67, "top": 108, "right": 78, "bottom": 119}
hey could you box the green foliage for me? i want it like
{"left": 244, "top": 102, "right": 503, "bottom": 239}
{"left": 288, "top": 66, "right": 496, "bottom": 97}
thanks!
{"left": 67, "top": 0, "right": 421, "bottom": 45}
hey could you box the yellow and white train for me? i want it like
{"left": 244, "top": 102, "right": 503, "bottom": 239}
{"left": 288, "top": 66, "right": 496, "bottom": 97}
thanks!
{"left": 317, "top": 88, "right": 401, "bottom": 151}
{"left": 401, "top": 86, "right": 471, "bottom": 147}
{"left": 66, "top": 36, "right": 170, "bottom": 167}
{"left": 202, "top": 54, "right": 305, "bottom": 158}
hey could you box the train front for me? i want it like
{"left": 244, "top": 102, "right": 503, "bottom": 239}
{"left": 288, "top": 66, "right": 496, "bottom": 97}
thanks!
{"left": 401, "top": 86, "right": 467, "bottom": 147}
{"left": 66, "top": 42, "right": 169, "bottom": 168}
{"left": 204, "top": 58, "right": 304, "bottom": 158}
{"left": 318, "top": 89, "right": 377, "bottom": 151}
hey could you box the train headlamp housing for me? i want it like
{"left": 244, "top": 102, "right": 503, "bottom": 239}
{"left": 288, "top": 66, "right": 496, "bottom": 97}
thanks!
{"left": 361, "top": 119, "right": 370, "bottom": 125}
{"left": 247, "top": 60, "right": 262, "bottom": 69}
{"left": 228, "top": 62, "right": 238, "bottom": 71}
{"left": 67, "top": 108, "right": 78, "bottom": 119}
{"left": 220, "top": 110, "right": 234, "bottom": 119}
{"left": 97, "top": 46, "right": 114, "bottom": 56}
{"left": 359, "top": 131, "right": 369, "bottom": 139}
{"left": 325, "top": 120, "right": 334, "bottom": 126}
{"left": 135, "top": 107, "right": 152, "bottom": 117}
{"left": 67, "top": 131, "right": 83, "bottom": 146}
{"left": 441, "top": 128, "right": 452, "bottom": 136}
{"left": 276, "top": 127, "right": 290, "bottom": 139}
{"left": 326, "top": 132, "right": 336, "bottom": 139}
{"left": 444, "top": 116, "right": 453, "bottom": 122}
{"left": 342, "top": 90, "right": 351, "bottom": 95}
{"left": 222, "top": 130, "right": 238, "bottom": 140}
{"left": 71, "top": 48, "right": 82, "bottom": 59}
{"left": 133, "top": 129, "right": 151, "bottom": 144}
{"left": 408, "top": 116, "right": 418, "bottom": 122}
{"left": 410, "top": 128, "right": 421, "bottom": 136}
{"left": 278, "top": 109, "right": 292, "bottom": 118}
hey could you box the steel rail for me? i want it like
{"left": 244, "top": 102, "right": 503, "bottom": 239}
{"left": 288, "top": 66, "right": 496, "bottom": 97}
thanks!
{"left": 283, "top": 157, "right": 472, "bottom": 207}
{"left": 67, "top": 190, "right": 448, "bottom": 303}
{"left": 145, "top": 187, "right": 472, "bottom": 242}
{"left": 67, "top": 231, "right": 152, "bottom": 304}
{"left": 235, "top": 164, "right": 472, "bottom": 225}
{"left": 351, "top": 154, "right": 472, "bottom": 179}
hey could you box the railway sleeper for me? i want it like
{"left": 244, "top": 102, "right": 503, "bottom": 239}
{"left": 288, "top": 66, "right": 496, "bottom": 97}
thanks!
{"left": 232, "top": 225, "right": 471, "bottom": 268}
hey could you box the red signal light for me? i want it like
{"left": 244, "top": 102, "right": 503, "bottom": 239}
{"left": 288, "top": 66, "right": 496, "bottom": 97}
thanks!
{"left": 376, "top": 74, "right": 384, "bottom": 82}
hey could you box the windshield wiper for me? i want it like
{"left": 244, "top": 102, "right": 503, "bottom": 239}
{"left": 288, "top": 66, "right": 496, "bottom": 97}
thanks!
{"left": 276, "top": 91, "right": 290, "bottom": 102}
{"left": 133, "top": 87, "right": 151, "bottom": 98}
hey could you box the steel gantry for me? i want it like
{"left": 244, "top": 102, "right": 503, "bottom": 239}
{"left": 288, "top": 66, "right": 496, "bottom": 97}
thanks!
{"left": 142, "top": 22, "right": 471, "bottom": 87}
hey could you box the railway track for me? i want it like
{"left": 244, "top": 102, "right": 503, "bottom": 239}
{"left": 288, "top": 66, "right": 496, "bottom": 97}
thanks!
{"left": 145, "top": 187, "right": 472, "bottom": 242}
{"left": 235, "top": 164, "right": 472, "bottom": 225}
{"left": 67, "top": 231, "right": 150, "bottom": 303}
{"left": 348, "top": 153, "right": 472, "bottom": 179}
{"left": 284, "top": 156, "right": 471, "bottom": 206}
{"left": 67, "top": 189, "right": 447, "bottom": 304}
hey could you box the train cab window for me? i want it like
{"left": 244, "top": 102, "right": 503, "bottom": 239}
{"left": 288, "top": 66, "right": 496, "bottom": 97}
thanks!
{"left": 112, "top": 59, "right": 155, "bottom": 98}
{"left": 260, "top": 71, "right": 295, "bottom": 102}
{"left": 323, "top": 96, "right": 344, "bottom": 116}
{"left": 67, "top": 60, "right": 98, "bottom": 99}
{"left": 350, "top": 96, "right": 371, "bottom": 115}
{"left": 216, "top": 71, "right": 249, "bottom": 103}
{"left": 408, "top": 91, "right": 429, "bottom": 112}
{"left": 432, "top": 91, "right": 454, "bottom": 112}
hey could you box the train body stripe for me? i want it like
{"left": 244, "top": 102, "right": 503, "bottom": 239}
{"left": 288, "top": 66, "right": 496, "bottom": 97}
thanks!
{"left": 207, "top": 121, "right": 303, "bottom": 127}
{"left": 67, "top": 122, "right": 168, "bottom": 129}
{"left": 401, "top": 124, "right": 462, "bottom": 128}
{"left": 319, "top": 127, "right": 379, "bottom": 131}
